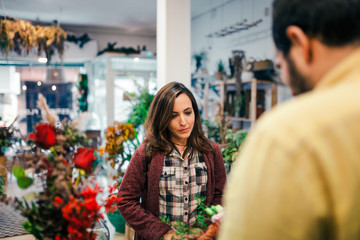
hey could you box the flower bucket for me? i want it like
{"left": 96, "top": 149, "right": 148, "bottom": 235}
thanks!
{"left": 107, "top": 210, "right": 126, "bottom": 233}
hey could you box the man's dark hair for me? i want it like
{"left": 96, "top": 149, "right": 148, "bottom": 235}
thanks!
{"left": 272, "top": 0, "right": 360, "bottom": 55}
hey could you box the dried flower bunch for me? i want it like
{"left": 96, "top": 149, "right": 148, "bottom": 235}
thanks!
{"left": 100, "top": 122, "right": 138, "bottom": 178}
{"left": 0, "top": 17, "right": 67, "bottom": 62}
{"left": 10, "top": 94, "right": 121, "bottom": 240}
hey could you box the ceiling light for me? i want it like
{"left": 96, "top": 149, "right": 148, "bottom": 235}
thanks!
{"left": 37, "top": 81, "right": 42, "bottom": 86}
{"left": 38, "top": 57, "right": 48, "bottom": 63}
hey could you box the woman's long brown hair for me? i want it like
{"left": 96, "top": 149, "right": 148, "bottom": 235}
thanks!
{"left": 144, "top": 82, "right": 213, "bottom": 157}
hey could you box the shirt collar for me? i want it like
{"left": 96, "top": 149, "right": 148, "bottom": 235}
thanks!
{"left": 315, "top": 46, "right": 360, "bottom": 91}
{"left": 169, "top": 147, "right": 193, "bottom": 160}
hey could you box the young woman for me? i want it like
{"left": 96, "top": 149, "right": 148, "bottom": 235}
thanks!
{"left": 117, "top": 82, "right": 226, "bottom": 240}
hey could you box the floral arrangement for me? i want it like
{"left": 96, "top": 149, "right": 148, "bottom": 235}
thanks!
{"left": 0, "top": 17, "right": 67, "bottom": 62}
{"left": 100, "top": 121, "right": 138, "bottom": 179}
{"left": 10, "top": 94, "right": 121, "bottom": 240}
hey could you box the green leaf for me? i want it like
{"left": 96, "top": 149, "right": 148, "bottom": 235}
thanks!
{"left": 12, "top": 166, "right": 25, "bottom": 178}
{"left": 214, "top": 204, "right": 224, "bottom": 213}
{"left": 17, "top": 176, "right": 34, "bottom": 189}
{"left": 22, "top": 220, "right": 33, "bottom": 232}
{"left": 35, "top": 223, "right": 44, "bottom": 231}
{"left": 204, "top": 207, "right": 215, "bottom": 216}
{"left": 31, "top": 201, "right": 39, "bottom": 215}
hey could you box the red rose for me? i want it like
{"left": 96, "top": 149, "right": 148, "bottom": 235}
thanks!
{"left": 73, "top": 147, "right": 96, "bottom": 172}
{"left": 29, "top": 123, "right": 57, "bottom": 149}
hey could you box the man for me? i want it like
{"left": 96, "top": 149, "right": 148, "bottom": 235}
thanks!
{"left": 219, "top": 0, "right": 360, "bottom": 239}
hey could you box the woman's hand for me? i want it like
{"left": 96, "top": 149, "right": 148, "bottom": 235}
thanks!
{"left": 186, "top": 227, "right": 204, "bottom": 238}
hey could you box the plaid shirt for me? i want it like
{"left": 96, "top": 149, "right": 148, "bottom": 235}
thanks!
{"left": 159, "top": 148, "right": 208, "bottom": 226}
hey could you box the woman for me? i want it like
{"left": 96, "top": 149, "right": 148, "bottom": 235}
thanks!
{"left": 117, "top": 82, "right": 226, "bottom": 240}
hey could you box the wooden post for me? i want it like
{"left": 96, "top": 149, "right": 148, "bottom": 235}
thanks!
{"left": 250, "top": 78, "right": 257, "bottom": 126}
{"left": 203, "top": 83, "right": 210, "bottom": 121}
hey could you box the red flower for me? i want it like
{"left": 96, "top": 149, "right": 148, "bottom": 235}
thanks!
{"left": 104, "top": 194, "right": 123, "bottom": 213}
{"left": 54, "top": 196, "right": 64, "bottom": 207}
{"left": 29, "top": 123, "right": 57, "bottom": 149}
{"left": 73, "top": 147, "right": 96, "bottom": 172}
{"left": 81, "top": 186, "right": 98, "bottom": 199}
{"left": 108, "top": 182, "right": 118, "bottom": 193}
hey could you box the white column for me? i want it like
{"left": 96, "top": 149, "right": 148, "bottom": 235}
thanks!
{"left": 157, "top": 0, "right": 191, "bottom": 89}
{"left": 106, "top": 55, "right": 114, "bottom": 127}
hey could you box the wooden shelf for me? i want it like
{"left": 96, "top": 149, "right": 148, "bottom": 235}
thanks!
{"left": 203, "top": 78, "right": 278, "bottom": 129}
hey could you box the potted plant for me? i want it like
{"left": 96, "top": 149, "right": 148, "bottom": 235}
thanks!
{"left": 193, "top": 52, "right": 206, "bottom": 73}
{"left": 215, "top": 60, "right": 225, "bottom": 80}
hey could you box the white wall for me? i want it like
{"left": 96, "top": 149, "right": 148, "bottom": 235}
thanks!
{"left": 191, "top": 0, "right": 275, "bottom": 75}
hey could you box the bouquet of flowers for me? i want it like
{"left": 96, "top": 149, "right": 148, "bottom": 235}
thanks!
{"left": 11, "top": 94, "right": 121, "bottom": 240}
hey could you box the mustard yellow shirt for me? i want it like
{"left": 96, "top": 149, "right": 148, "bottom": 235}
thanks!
{"left": 219, "top": 47, "right": 360, "bottom": 240}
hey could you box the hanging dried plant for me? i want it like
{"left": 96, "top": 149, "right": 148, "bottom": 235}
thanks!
{"left": 0, "top": 17, "right": 67, "bottom": 63}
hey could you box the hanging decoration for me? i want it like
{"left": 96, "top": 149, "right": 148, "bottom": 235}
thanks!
{"left": 206, "top": 18, "right": 263, "bottom": 38}
{"left": 97, "top": 42, "right": 141, "bottom": 56}
{"left": 0, "top": 16, "right": 67, "bottom": 63}
{"left": 66, "top": 33, "right": 92, "bottom": 48}
{"left": 78, "top": 73, "right": 88, "bottom": 112}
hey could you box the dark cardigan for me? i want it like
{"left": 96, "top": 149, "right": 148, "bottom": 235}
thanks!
{"left": 117, "top": 141, "right": 227, "bottom": 240}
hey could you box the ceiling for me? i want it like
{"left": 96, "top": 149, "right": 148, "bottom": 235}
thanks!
{"left": 1, "top": 0, "right": 229, "bottom": 37}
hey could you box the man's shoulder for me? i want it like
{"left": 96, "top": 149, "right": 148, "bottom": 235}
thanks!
{"left": 251, "top": 92, "right": 328, "bottom": 146}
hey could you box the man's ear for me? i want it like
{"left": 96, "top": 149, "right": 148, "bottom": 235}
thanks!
{"left": 286, "top": 26, "right": 312, "bottom": 63}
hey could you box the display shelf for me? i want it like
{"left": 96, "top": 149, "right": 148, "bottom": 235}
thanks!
{"left": 203, "top": 78, "right": 278, "bottom": 129}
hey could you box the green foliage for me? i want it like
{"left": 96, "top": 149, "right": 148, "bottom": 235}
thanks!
{"left": 217, "top": 60, "right": 225, "bottom": 72}
{"left": 12, "top": 166, "right": 34, "bottom": 189}
{"left": 0, "top": 120, "right": 21, "bottom": 156}
{"left": 221, "top": 129, "right": 248, "bottom": 173}
{"left": 202, "top": 120, "right": 221, "bottom": 144}
{"left": 78, "top": 74, "right": 88, "bottom": 112}
{"left": 0, "top": 175, "right": 5, "bottom": 196}
{"left": 127, "top": 84, "right": 155, "bottom": 127}
{"left": 194, "top": 195, "right": 208, "bottom": 230}
{"left": 12, "top": 165, "right": 25, "bottom": 178}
